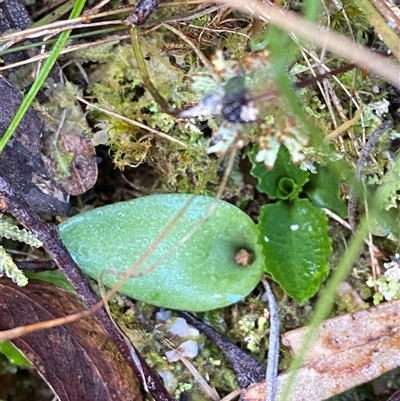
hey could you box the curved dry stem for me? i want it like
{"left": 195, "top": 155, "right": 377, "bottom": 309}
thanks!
{"left": 75, "top": 96, "right": 187, "bottom": 148}
{"left": 212, "top": 0, "right": 400, "bottom": 86}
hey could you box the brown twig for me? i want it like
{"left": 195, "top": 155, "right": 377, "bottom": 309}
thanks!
{"left": 0, "top": 174, "right": 175, "bottom": 401}
{"left": 15, "top": 260, "right": 57, "bottom": 271}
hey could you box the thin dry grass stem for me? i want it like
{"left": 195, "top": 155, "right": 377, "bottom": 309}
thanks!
{"left": 141, "top": 23, "right": 163, "bottom": 35}
{"left": 0, "top": 308, "right": 94, "bottom": 341}
{"left": 97, "top": 274, "right": 148, "bottom": 391}
{"left": 322, "top": 208, "right": 382, "bottom": 255}
{"left": 330, "top": 0, "right": 356, "bottom": 41}
{"left": 72, "top": 60, "right": 90, "bottom": 85}
{"left": 184, "top": 6, "right": 241, "bottom": 45}
{"left": 179, "top": 23, "right": 250, "bottom": 40}
{"left": 298, "top": 47, "right": 338, "bottom": 128}
{"left": 329, "top": 1, "right": 363, "bottom": 145}
{"left": 161, "top": 0, "right": 209, "bottom": 5}
{"left": 211, "top": 0, "right": 400, "bottom": 86}
{"left": 164, "top": 339, "right": 220, "bottom": 401}
{"left": 0, "top": 31, "right": 128, "bottom": 71}
{"left": 124, "top": 1, "right": 225, "bottom": 27}
{"left": 0, "top": 2, "right": 222, "bottom": 51}
{"left": 210, "top": 5, "right": 233, "bottom": 25}
{"left": 327, "top": 83, "right": 351, "bottom": 124}
{"left": 220, "top": 389, "right": 242, "bottom": 401}
{"left": 322, "top": 79, "right": 339, "bottom": 133}
{"left": 323, "top": 208, "right": 353, "bottom": 230}
{"left": 353, "top": 91, "right": 367, "bottom": 153}
{"left": 179, "top": 355, "right": 220, "bottom": 401}
{"left": 88, "top": 0, "right": 112, "bottom": 14}
{"left": 348, "top": 120, "right": 392, "bottom": 229}
{"left": 366, "top": 220, "right": 381, "bottom": 287}
{"left": 75, "top": 96, "right": 187, "bottom": 148}
{"left": 0, "top": 9, "right": 128, "bottom": 45}
{"left": 296, "top": 38, "right": 361, "bottom": 146}
{"left": 326, "top": 81, "right": 361, "bottom": 151}
{"left": 151, "top": 4, "right": 225, "bottom": 25}
{"left": 32, "top": 0, "right": 70, "bottom": 19}
{"left": 296, "top": 50, "right": 360, "bottom": 111}
{"left": 324, "top": 107, "right": 363, "bottom": 142}
{"left": 262, "top": 279, "right": 279, "bottom": 401}
{"left": 50, "top": 108, "right": 67, "bottom": 153}
{"left": 36, "top": 39, "right": 49, "bottom": 78}
{"left": 319, "top": 64, "right": 361, "bottom": 147}
{"left": 0, "top": 2, "right": 221, "bottom": 71}
{"left": 162, "top": 22, "right": 221, "bottom": 83}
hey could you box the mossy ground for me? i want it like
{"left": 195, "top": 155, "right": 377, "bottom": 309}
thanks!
{"left": 1, "top": 0, "right": 400, "bottom": 400}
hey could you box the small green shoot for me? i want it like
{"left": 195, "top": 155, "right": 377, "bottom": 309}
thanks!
{"left": 250, "top": 146, "right": 333, "bottom": 303}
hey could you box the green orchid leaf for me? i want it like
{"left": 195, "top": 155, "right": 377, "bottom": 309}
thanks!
{"left": 303, "top": 164, "right": 347, "bottom": 218}
{"left": 250, "top": 145, "right": 309, "bottom": 200}
{"left": 26, "top": 271, "right": 76, "bottom": 294}
{"left": 0, "top": 341, "right": 31, "bottom": 367}
{"left": 258, "top": 199, "right": 331, "bottom": 304}
{"left": 59, "top": 195, "right": 264, "bottom": 311}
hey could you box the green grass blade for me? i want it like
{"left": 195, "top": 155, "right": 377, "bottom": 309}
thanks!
{"left": 0, "top": 0, "right": 87, "bottom": 153}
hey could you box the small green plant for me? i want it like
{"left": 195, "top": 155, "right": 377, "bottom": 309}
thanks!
{"left": 250, "top": 146, "right": 345, "bottom": 303}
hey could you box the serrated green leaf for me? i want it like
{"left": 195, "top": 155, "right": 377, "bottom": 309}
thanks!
{"left": 250, "top": 146, "right": 309, "bottom": 199}
{"left": 303, "top": 164, "right": 347, "bottom": 218}
{"left": 59, "top": 195, "right": 264, "bottom": 311}
{"left": 258, "top": 199, "right": 331, "bottom": 303}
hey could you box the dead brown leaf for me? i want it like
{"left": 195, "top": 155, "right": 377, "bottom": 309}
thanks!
{"left": 242, "top": 300, "right": 400, "bottom": 401}
{"left": 0, "top": 278, "right": 142, "bottom": 401}
{"left": 56, "top": 133, "right": 98, "bottom": 195}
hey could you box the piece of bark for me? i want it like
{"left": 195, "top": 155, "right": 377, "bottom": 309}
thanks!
{"left": 0, "top": 278, "right": 142, "bottom": 401}
{"left": 0, "top": 0, "right": 32, "bottom": 65}
{"left": 241, "top": 299, "right": 400, "bottom": 401}
{"left": 124, "top": 0, "right": 161, "bottom": 25}
{"left": 0, "top": 76, "right": 70, "bottom": 215}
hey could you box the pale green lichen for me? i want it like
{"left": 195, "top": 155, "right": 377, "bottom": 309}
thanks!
{"left": 0, "top": 219, "right": 42, "bottom": 287}
{"left": 0, "top": 220, "right": 42, "bottom": 248}
{"left": 0, "top": 245, "right": 28, "bottom": 287}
